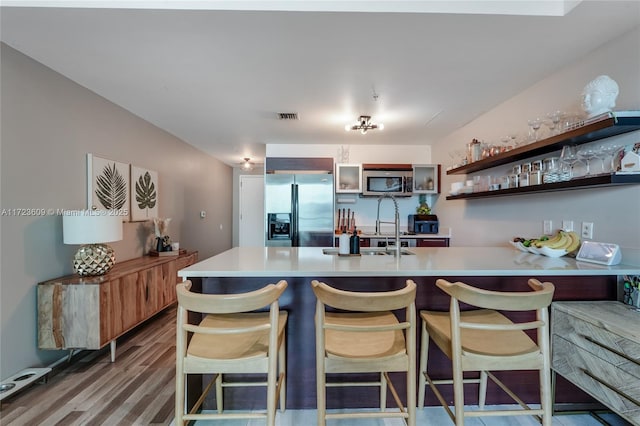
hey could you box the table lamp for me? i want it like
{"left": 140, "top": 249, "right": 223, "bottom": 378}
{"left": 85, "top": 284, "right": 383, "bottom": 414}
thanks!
{"left": 63, "top": 210, "right": 123, "bottom": 276}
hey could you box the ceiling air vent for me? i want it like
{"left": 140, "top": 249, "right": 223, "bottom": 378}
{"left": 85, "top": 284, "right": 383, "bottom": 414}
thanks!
{"left": 277, "top": 112, "right": 299, "bottom": 120}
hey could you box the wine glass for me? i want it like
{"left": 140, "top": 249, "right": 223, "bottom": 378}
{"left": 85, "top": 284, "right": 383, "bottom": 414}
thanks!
{"left": 528, "top": 118, "right": 542, "bottom": 142}
{"left": 543, "top": 120, "right": 555, "bottom": 138}
{"left": 602, "top": 144, "right": 623, "bottom": 173}
{"left": 577, "top": 147, "right": 598, "bottom": 176}
{"left": 455, "top": 148, "right": 467, "bottom": 166}
{"left": 594, "top": 145, "right": 609, "bottom": 174}
{"left": 546, "top": 111, "right": 564, "bottom": 136}
{"left": 448, "top": 148, "right": 467, "bottom": 168}
{"left": 559, "top": 145, "right": 578, "bottom": 180}
{"left": 447, "top": 150, "right": 458, "bottom": 169}
{"left": 500, "top": 134, "right": 517, "bottom": 152}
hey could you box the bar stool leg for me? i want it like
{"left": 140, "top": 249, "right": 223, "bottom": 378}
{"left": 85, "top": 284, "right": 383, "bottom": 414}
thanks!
{"left": 418, "top": 320, "right": 429, "bottom": 408}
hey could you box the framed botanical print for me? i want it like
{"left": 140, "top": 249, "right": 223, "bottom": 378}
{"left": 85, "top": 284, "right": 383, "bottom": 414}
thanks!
{"left": 87, "top": 154, "right": 130, "bottom": 219}
{"left": 130, "top": 165, "right": 158, "bottom": 221}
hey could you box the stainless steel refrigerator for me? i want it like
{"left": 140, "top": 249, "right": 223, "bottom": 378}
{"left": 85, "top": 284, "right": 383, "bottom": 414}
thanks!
{"left": 265, "top": 158, "right": 334, "bottom": 247}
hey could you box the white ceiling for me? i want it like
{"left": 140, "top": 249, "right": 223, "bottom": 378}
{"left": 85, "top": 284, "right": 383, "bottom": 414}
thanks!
{"left": 1, "top": 1, "right": 639, "bottom": 167}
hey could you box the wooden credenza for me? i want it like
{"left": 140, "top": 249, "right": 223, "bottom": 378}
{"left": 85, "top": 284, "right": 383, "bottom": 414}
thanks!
{"left": 551, "top": 301, "right": 640, "bottom": 424}
{"left": 38, "top": 251, "right": 198, "bottom": 361}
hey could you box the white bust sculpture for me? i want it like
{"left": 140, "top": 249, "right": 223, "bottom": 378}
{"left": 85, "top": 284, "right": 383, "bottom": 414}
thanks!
{"left": 581, "top": 75, "right": 619, "bottom": 118}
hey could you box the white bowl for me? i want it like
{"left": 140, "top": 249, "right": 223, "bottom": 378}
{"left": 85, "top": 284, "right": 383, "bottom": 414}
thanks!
{"left": 539, "top": 246, "right": 568, "bottom": 258}
{"left": 509, "top": 240, "right": 529, "bottom": 252}
{"left": 527, "top": 245, "right": 542, "bottom": 255}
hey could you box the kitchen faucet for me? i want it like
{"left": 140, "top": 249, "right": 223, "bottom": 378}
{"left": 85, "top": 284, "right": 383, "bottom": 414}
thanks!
{"left": 375, "top": 195, "right": 401, "bottom": 257}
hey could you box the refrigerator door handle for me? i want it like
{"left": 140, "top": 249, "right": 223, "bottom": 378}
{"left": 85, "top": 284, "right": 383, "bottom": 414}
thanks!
{"left": 291, "top": 183, "right": 299, "bottom": 246}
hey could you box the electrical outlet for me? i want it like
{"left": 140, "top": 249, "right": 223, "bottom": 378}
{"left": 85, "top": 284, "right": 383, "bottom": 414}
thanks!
{"left": 581, "top": 222, "right": 594, "bottom": 239}
{"left": 543, "top": 220, "right": 553, "bottom": 235}
{"left": 200, "top": 211, "right": 206, "bottom": 218}
{"left": 562, "top": 220, "right": 574, "bottom": 232}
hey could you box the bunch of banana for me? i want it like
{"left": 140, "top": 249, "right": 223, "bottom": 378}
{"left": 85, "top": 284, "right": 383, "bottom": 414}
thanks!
{"left": 534, "top": 230, "right": 581, "bottom": 253}
{"left": 564, "top": 231, "right": 582, "bottom": 253}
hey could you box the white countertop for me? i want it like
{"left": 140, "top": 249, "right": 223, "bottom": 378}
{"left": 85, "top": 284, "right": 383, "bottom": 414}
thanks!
{"left": 178, "top": 246, "right": 640, "bottom": 278}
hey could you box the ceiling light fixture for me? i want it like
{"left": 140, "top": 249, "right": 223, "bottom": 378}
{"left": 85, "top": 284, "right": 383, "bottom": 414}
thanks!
{"left": 345, "top": 115, "right": 384, "bottom": 134}
{"left": 241, "top": 157, "right": 254, "bottom": 171}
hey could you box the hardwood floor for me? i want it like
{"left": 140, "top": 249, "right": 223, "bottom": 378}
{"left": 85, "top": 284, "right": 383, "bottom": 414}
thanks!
{"left": 0, "top": 305, "right": 630, "bottom": 426}
{"left": 0, "top": 307, "right": 177, "bottom": 425}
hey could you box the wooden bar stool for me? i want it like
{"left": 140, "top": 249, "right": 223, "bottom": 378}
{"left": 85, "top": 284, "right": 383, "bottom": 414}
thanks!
{"left": 311, "top": 279, "right": 417, "bottom": 426}
{"left": 418, "top": 278, "right": 555, "bottom": 425}
{"left": 174, "top": 279, "right": 288, "bottom": 426}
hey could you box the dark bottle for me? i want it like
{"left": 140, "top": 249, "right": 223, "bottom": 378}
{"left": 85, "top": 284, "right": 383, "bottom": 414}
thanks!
{"left": 349, "top": 228, "right": 360, "bottom": 254}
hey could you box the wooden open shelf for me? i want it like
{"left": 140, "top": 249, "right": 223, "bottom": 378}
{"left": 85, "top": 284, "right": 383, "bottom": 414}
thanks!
{"left": 445, "top": 111, "right": 640, "bottom": 200}
{"left": 446, "top": 173, "right": 640, "bottom": 200}
{"left": 447, "top": 113, "right": 640, "bottom": 175}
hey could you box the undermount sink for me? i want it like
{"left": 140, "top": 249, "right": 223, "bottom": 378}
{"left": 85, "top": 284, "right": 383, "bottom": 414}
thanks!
{"left": 322, "top": 248, "right": 415, "bottom": 256}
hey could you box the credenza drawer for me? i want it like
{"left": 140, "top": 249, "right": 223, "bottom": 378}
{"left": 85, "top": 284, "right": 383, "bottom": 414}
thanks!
{"left": 552, "top": 308, "right": 640, "bottom": 380}
{"left": 177, "top": 252, "right": 198, "bottom": 270}
{"left": 553, "top": 335, "right": 640, "bottom": 423}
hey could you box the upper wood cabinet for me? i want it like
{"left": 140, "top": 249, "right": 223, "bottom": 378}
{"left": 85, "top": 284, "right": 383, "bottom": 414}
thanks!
{"left": 335, "top": 163, "right": 362, "bottom": 193}
{"left": 413, "top": 164, "right": 441, "bottom": 194}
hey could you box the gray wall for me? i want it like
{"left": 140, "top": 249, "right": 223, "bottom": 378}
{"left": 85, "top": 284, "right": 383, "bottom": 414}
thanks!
{"left": 0, "top": 44, "right": 233, "bottom": 378}
{"left": 431, "top": 27, "right": 640, "bottom": 260}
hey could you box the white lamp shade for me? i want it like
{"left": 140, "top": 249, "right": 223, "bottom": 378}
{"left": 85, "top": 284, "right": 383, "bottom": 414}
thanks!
{"left": 63, "top": 210, "right": 123, "bottom": 244}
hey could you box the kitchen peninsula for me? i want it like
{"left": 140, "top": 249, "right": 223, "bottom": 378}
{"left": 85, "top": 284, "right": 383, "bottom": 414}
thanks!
{"left": 178, "top": 247, "right": 640, "bottom": 410}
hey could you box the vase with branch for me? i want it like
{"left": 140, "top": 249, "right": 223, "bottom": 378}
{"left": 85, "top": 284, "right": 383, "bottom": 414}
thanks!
{"left": 153, "top": 217, "right": 172, "bottom": 251}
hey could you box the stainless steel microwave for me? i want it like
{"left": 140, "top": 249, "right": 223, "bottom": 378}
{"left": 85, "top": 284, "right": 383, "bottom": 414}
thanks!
{"left": 361, "top": 165, "right": 413, "bottom": 197}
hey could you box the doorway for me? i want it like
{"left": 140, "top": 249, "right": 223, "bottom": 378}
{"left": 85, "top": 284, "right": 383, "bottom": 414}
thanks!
{"left": 239, "top": 175, "right": 265, "bottom": 247}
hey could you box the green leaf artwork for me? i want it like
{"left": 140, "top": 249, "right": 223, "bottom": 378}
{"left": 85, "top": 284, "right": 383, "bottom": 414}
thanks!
{"left": 136, "top": 171, "right": 157, "bottom": 212}
{"left": 95, "top": 163, "right": 127, "bottom": 210}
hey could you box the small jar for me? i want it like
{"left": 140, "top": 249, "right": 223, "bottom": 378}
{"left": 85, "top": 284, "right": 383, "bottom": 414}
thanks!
{"left": 531, "top": 160, "right": 543, "bottom": 172}
{"left": 542, "top": 157, "right": 561, "bottom": 184}
{"left": 501, "top": 176, "right": 511, "bottom": 189}
{"left": 509, "top": 174, "right": 519, "bottom": 188}
{"left": 472, "top": 175, "right": 482, "bottom": 192}
{"left": 489, "top": 176, "right": 501, "bottom": 191}
{"left": 519, "top": 171, "right": 529, "bottom": 187}
{"left": 468, "top": 139, "right": 482, "bottom": 163}
{"left": 543, "top": 171, "right": 558, "bottom": 184}
{"left": 543, "top": 157, "right": 560, "bottom": 173}
{"left": 529, "top": 170, "right": 541, "bottom": 185}
{"left": 512, "top": 164, "right": 522, "bottom": 175}
{"left": 522, "top": 162, "right": 532, "bottom": 173}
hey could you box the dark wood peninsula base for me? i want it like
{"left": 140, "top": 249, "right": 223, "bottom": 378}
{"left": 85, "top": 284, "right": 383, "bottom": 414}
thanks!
{"left": 195, "top": 274, "right": 616, "bottom": 410}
